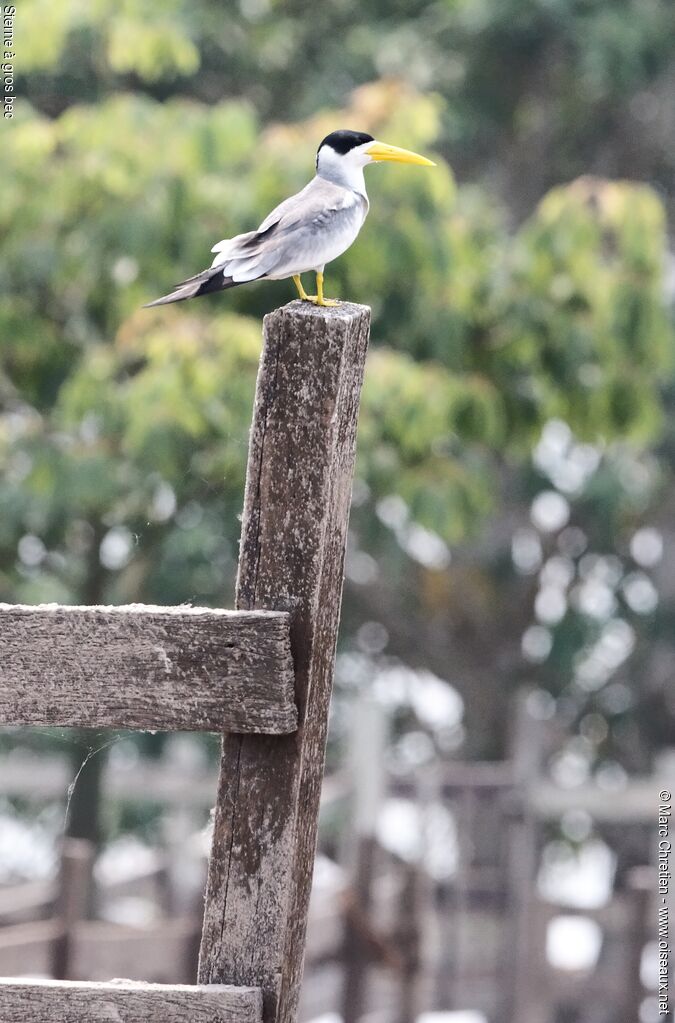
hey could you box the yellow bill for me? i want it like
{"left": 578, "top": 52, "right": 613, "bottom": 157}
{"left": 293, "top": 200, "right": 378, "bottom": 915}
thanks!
{"left": 366, "top": 141, "right": 436, "bottom": 167}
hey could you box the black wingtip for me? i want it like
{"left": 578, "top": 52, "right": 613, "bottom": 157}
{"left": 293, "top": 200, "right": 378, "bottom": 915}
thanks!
{"left": 143, "top": 282, "right": 202, "bottom": 307}
{"left": 143, "top": 267, "right": 247, "bottom": 309}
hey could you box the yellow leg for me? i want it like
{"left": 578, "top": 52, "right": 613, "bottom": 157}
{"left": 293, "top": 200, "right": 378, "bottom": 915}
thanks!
{"left": 292, "top": 272, "right": 339, "bottom": 306}
{"left": 314, "top": 271, "right": 339, "bottom": 307}
{"left": 293, "top": 274, "right": 310, "bottom": 301}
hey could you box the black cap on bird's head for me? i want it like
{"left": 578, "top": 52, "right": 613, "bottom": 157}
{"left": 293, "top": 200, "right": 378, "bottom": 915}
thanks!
{"left": 316, "top": 129, "right": 436, "bottom": 174}
{"left": 317, "top": 130, "right": 375, "bottom": 160}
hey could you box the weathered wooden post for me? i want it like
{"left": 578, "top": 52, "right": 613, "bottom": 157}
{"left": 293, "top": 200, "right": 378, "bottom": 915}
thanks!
{"left": 341, "top": 692, "right": 387, "bottom": 1023}
{"left": 51, "top": 838, "right": 95, "bottom": 980}
{"left": 622, "top": 866, "right": 651, "bottom": 1021}
{"left": 199, "top": 301, "right": 371, "bottom": 1022}
{"left": 507, "top": 693, "right": 548, "bottom": 1023}
{"left": 393, "top": 859, "right": 424, "bottom": 1023}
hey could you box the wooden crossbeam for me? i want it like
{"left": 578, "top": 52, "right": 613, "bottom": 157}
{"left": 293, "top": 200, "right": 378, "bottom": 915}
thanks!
{"left": 0, "top": 916, "right": 200, "bottom": 982}
{"left": 0, "top": 603, "right": 296, "bottom": 734}
{"left": 0, "top": 978, "right": 262, "bottom": 1022}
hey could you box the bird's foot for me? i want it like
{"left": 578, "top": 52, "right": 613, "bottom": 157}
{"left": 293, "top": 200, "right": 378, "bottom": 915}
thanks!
{"left": 303, "top": 295, "right": 340, "bottom": 307}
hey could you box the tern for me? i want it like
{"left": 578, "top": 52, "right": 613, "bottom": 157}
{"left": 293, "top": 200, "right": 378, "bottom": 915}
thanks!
{"left": 145, "top": 130, "right": 435, "bottom": 309}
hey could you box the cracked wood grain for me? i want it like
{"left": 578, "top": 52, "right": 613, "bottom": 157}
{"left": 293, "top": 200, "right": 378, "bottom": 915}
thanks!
{"left": 0, "top": 978, "right": 262, "bottom": 1022}
{"left": 199, "top": 300, "right": 370, "bottom": 1022}
{"left": 0, "top": 604, "right": 296, "bottom": 734}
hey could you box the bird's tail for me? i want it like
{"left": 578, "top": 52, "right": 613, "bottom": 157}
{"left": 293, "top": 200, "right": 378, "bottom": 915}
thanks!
{"left": 143, "top": 265, "right": 241, "bottom": 308}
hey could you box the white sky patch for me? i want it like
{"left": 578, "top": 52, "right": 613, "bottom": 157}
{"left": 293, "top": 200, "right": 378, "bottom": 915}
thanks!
{"left": 533, "top": 419, "right": 601, "bottom": 495}
{"left": 99, "top": 526, "right": 134, "bottom": 570}
{"left": 560, "top": 809, "right": 593, "bottom": 842}
{"left": 630, "top": 527, "right": 663, "bottom": 567}
{"left": 111, "top": 255, "right": 139, "bottom": 285}
{"left": 376, "top": 493, "right": 450, "bottom": 570}
{"left": 531, "top": 490, "right": 570, "bottom": 533}
{"left": 7, "top": 450, "right": 33, "bottom": 484}
{"left": 356, "top": 620, "right": 389, "bottom": 655}
{"left": 526, "top": 688, "right": 557, "bottom": 719}
{"left": 312, "top": 854, "right": 345, "bottom": 893}
{"left": 410, "top": 671, "right": 464, "bottom": 729}
{"left": 79, "top": 412, "right": 101, "bottom": 444}
{"left": 512, "top": 527, "right": 543, "bottom": 574}
{"left": 376, "top": 493, "right": 409, "bottom": 530}
{"left": 402, "top": 522, "right": 451, "bottom": 570}
{"left": 574, "top": 618, "right": 635, "bottom": 690}
{"left": 522, "top": 624, "right": 553, "bottom": 663}
{"left": 617, "top": 453, "right": 657, "bottom": 502}
{"left": 540, "top": 555, "right": 575, "bottom": 589}
{"left": 539, "top": 838, "right": 615, "bottom": 909}
{"left": 571, "top": 579, "right": 616, "bottom": 621}
{"left": 595, "top": 760, "right": 629, "bottom": 790}
{"left": 18, "top": 534, "right": 46, "bottom": 568}
{"left": 642, "top": 941, "right": 662, "bottom": 991}
{"left": 345, "top": 546, "right": 378, "bottom": 585}
{"left": 622, "top": 571, "right": 658, "bottom": 614}
{"left": 547, "top": 915, "right": 603, "bottom": 971}
{"left": 535, "top": 585, "right": 567, "bottom": 625}
{"left": 377, "top": 798, "right": 423, "bottom": 862}
{"left": 424, "top": 802, "right": 459, "bottom": 881}
{"left": 176, "top": 501, "right": 204, "bottom": 530}
{"left": 535, "top": 419, "right": 572, "bottom": 464}
{"left": 150, "top": 481, "right": 177, "bottom": 523}
{"left": 550, "top": 745, "right": 592, "bottom": 788}
{"left": 395, "top": 730, "right": 435, "bottom": 767}
{"left": 579, "top": 553, "right": 623, "bottom": 586}
{"left": 335, "top": 651, "right": 375, "bottom": 689}
{"left": 0, "top": 813, "right": 57, "bottom": 882}
{"left": 95, "top": 836, "right": 157, "bottom": 886}
{"left": 376, "top": 798, "right": 458, "bottom": 881}
{"left": 371, "top": 664, "right": 464, "bottom": 731}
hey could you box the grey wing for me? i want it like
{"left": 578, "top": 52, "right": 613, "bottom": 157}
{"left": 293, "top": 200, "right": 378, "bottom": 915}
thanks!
{"left": 255, "top": 183, "right": 317, "bottom": 233}
{"left": 209, "top": 179, "right": 367, "bottom": 282}
{"left": 209, "top": 181, "right": 316, "bottom": 266}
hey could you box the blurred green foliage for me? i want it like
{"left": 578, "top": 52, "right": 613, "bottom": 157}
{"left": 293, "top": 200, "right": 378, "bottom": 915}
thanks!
{"left": 3, "top": 85, "right": 671, "bottom": 588}
{"left": 2, "top": 0, "right": 674, "bottom": 777}
{"left": 17, "top": 0, "right": 675, "bottom": 215}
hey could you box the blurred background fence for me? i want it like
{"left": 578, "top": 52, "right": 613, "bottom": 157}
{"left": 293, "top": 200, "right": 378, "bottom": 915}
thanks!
{"left": 2, "top": 0, "right": 674, "bottom": 1020}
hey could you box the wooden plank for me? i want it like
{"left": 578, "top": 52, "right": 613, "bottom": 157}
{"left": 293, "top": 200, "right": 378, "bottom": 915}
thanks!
{"left": 528, "top": 779, "right": 663, "bottom": 821}
{"left": 0, "top": 754, "right": 219, "bottom": 805}
{"left": 73, "top": 917, "right": 202, "bottom": 984}
{"left": 0, "top": 919, "right": 58, "bottom": 975}
{"left": 441, "top": 761, "right": 516, "bottom": 790}
{"left": 0, "top": 879, "right": 56, "bottom": 924}
{"left": 0, "top": 978, "right": 262, "bottom": 1022}
{"left": 0, "top": 603, "right": 296, "bottom": 734}
{"left": 0, "top": 916, "right": 200, "bottom": 984}
{"left": 199, "top": 300, "right": 370, "bottom": 1022}
{"left": 0, "top": 756, "right": 347, "bottom": 809}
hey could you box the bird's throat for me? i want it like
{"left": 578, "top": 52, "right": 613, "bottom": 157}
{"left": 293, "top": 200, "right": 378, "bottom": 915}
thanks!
{"left": 316, "top": 158, "right": 368, "bottom": 198}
